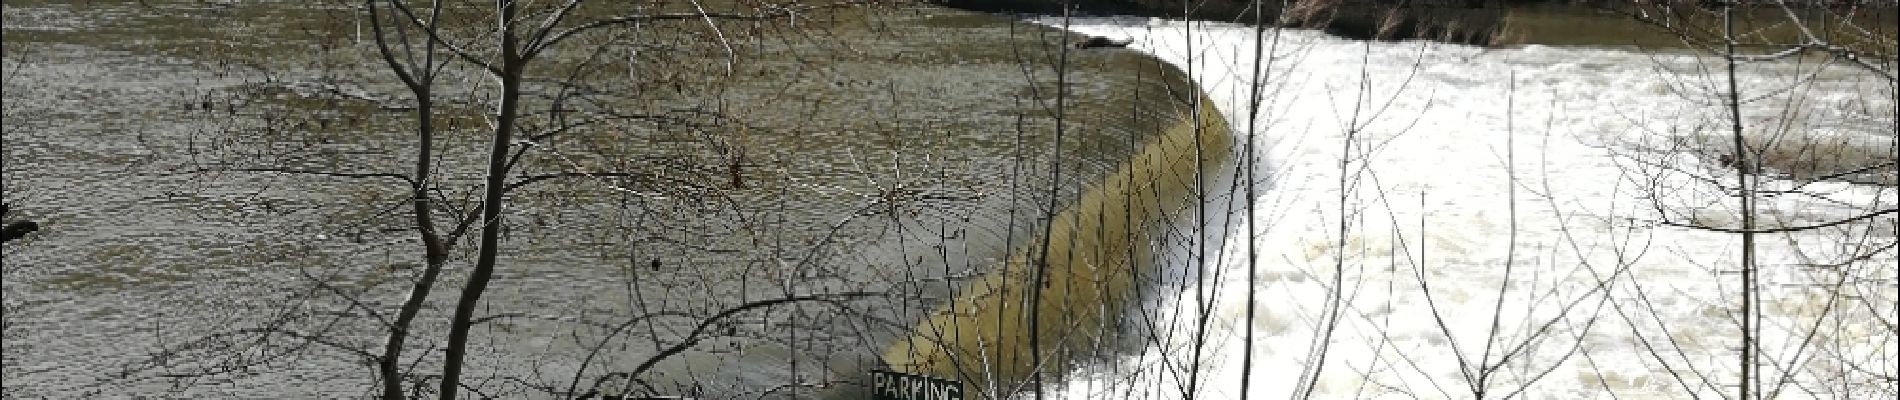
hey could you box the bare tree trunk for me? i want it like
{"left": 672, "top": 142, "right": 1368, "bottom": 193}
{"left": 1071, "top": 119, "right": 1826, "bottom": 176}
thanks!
{"left": 1239, "top": 1, "right": 1287, "bottom": 396}
{"left": 361, "top": 2, "right": 451, "bottom": 397}
{"left": 1720, "top": 3, "right": 1758, "bottom": 399}
{"left": 441, "top": 2, "right": 524, "bottom": 398}
{"left": 1027, "top": 4, "right": 1073, "bottom": 396}
{"left": 381, "top": 82, "right": 446, "bottom": 400}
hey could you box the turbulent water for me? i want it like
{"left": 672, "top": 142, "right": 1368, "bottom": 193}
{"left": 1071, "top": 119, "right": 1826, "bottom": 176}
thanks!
{"left": 1046, "top": 17, "right": 1897, "bottom": 399}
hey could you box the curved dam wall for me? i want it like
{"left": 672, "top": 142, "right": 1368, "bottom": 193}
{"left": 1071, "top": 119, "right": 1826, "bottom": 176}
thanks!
{"left": 879, "top": 93, "right": 1230, "bottom": 397}
{"left": 565, "top": 5, "right": 1243, "bottom": 398}
{"left": 0, "top": 0, "right": 1240, "bottom": 397}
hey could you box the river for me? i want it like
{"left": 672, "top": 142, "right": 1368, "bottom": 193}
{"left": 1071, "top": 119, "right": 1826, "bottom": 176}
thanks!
{"left": 4, "top": 1, "right": 1896, "bottom": 399}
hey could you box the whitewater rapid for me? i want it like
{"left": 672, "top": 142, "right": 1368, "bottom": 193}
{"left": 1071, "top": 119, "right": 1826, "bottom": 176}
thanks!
{"left": 1043, "top": 18, "right": 1897, "bottom": 399}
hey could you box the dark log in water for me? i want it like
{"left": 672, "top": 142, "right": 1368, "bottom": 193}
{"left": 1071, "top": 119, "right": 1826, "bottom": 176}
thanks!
{"left": 1, "top": 204, "right": 38, "bottom": 244}
{"left": 1072, "top": 35, "right": 1135, "bottom": 48}
{"left": 1, "top": 221, "right": 37, "bottom": 243}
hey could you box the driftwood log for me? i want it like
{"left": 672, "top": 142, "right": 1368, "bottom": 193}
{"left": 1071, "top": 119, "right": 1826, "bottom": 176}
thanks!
{"left": 1072, "top": 35, "right": 1134, "bottom": 49}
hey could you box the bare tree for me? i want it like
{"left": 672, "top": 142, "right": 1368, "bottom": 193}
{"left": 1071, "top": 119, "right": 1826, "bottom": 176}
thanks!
{"left": 123, "top": 1, "right": 897, "bottom": 398}
{"left": 1603, "top": 1, "right": 1898, "bottom": 398}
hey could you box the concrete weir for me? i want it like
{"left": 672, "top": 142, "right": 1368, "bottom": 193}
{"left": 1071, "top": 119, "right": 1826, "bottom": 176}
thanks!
{"left": 878, "top": 71, "right": 1233, "bottom": 397}
{"left": 482, "top": 4, "right": 1245, "bottom": 397}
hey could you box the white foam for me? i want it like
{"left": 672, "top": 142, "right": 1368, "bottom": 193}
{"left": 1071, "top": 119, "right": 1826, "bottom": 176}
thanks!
{"left": 1040, "top": 17, "right": 1897, "bottom": 399}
